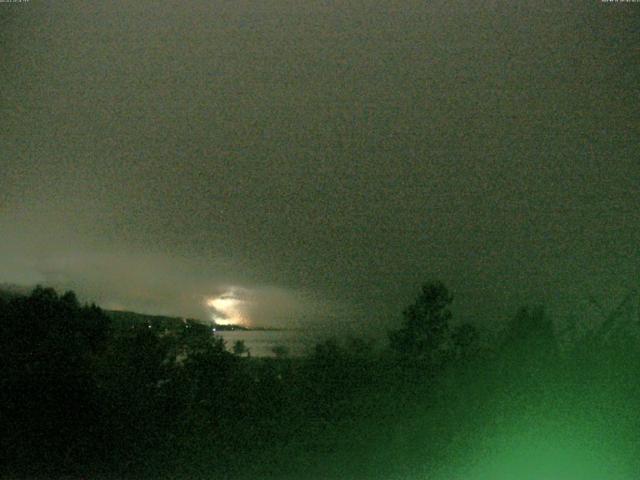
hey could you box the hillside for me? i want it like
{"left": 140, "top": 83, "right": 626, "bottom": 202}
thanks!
{"left": 106, "top": 309, "right": 247, "bottom": 331}
{"left": 0, "top": 284, "right": 247, "bottom": 331}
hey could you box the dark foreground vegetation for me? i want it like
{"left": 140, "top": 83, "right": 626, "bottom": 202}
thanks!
{"left": 1, "top": 283, "right": 640, "bottom": 479}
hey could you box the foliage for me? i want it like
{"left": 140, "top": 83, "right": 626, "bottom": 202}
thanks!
{"left": 271, "top": 344, "right": 289, "bottom": 358}
{"left": 2, "top": 283, "right": 640, "bottom": 479}
{"left": 232, "top": 339, "right": 249, "bottom": 356}
{"left": 0, "top": 286, "right": 110, "bottom": 475}
{"left": 388, "top": 281, "right": 454, "bottom": 364}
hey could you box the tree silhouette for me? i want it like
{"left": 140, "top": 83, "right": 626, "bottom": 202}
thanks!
{"left": 501, "top": 305, "right": 557, "bottom": 358}
{"left": 497, "top": 305, "right": 560, "bottom": 392}
{"left": 233, "top": 339, "right": 249, "bottom": 357}
{"left": 451, "top": 322, "right": 479, "bottom": 359}
{"left": 272, "top": 344, "right": 289, "bottom": 359}
{"left": 0, "top": 286, "right": 111, "bottom": 475}
{"left": 389, "top": 281, "right": 453, "bottom": 364}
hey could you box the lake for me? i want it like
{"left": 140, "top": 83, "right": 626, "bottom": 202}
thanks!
{"left": 215, "top": 329, "right": 327, "bottom": 357}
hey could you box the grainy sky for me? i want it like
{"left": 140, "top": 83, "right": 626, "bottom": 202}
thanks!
{"left": 1, "top": 1, "right": 638, "bottom": 332}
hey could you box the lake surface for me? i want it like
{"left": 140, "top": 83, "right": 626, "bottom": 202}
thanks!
{"left": 215, "top": 329, "right": 326, "bottom": 357}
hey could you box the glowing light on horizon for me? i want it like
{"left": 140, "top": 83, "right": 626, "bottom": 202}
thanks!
{"left": 205, "top": 288, "right": 249, "bottom": 326}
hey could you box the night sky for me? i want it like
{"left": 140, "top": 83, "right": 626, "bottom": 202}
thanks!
{"left": 1, "top": 1, "right": 638, "bottom": 333}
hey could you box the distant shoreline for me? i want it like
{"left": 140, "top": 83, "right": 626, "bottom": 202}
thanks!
{"left": 0, "top": 286, "right": 299, "bottom": 333}
{"left": 105, "top": 309, "right": 293, "bottom": 332}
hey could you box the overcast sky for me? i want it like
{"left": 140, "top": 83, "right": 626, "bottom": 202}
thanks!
{"left": 1, "top": 1, "right": 638, "bottom": 333}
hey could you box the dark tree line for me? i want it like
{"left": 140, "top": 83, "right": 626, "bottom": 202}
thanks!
{"left": 1, "top": 283, "right": 640, "bottom": 479}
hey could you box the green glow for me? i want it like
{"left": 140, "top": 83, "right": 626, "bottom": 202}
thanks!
{"left": 445, "top": 418, "right": 631, "bottom": 480}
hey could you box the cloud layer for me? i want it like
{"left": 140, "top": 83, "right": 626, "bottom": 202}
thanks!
{"left": 1, "top": 1, "right": 638, "bottom": 332}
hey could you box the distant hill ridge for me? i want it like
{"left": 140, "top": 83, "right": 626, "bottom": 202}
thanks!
{"left": 0, "top": 283, "right": 32, "bottom": 300}
{"left": 0, "top": 284, "right": 247, "bottom": 331}
{"left": 106, "top": 309, "right": 247, "bottom": 331}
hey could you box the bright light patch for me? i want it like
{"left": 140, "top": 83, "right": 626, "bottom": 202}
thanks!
{"left": 205, "top": 288, "right": 248, "bottom": 326}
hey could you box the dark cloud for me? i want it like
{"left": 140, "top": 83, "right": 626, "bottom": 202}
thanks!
{"left": 1, "top": 1, "right": 638, "bottom": 332}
